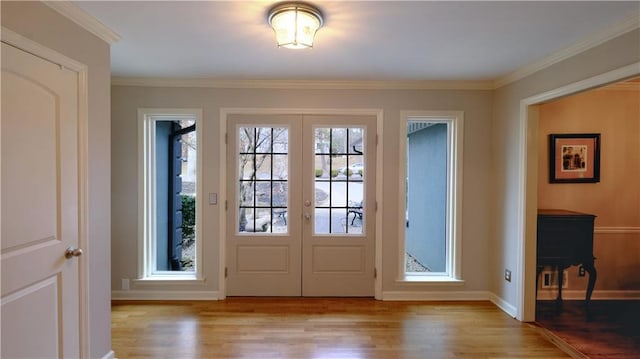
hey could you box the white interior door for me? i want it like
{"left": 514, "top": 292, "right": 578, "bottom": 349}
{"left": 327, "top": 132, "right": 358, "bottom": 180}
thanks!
{"left": 1, "top": 42, "right": 82, "bottom": 357}
{"left": 226, "top": 114, "right": 376, "bottom": 296}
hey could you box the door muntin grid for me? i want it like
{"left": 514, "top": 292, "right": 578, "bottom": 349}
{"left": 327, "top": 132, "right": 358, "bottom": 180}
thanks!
{"left": 313, "top": 127, "right": 365, "bottom": 235}
{"left": 237, "top": 126, "right": 289, "bottom": 234}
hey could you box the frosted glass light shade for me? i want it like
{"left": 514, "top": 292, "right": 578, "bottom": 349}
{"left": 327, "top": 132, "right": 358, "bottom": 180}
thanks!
{"left": 268, "top": 3, "right": 323, "bottom": 49}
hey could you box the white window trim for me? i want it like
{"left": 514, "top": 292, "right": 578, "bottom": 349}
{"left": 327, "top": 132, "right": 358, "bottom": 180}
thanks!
{"left": 138, "top": 108, "right": 203, "bottom": 280}
{"left": 397, "top": 110, "right": 464, "bottom": 283}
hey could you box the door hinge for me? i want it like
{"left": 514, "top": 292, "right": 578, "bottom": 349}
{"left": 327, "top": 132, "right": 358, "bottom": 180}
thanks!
{"left": 225, "top": 267, "right": 228, "bottom": 278}
{"left": 375, "top": 201, "right": 378, "bottom": 211}
{"left": 225, "top": 200, "right": 228, "bottom": 211}
{"left": 225, "top": 133, "right": 228, "bottom": 145}
{"left": 374, "top": 268, "right": 377, "bottom": 279}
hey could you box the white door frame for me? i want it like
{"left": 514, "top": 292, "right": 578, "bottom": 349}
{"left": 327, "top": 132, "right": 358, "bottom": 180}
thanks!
{"left": 516, "top": 62, "right": 640, "bottom": 321}
{"left": 1, "top": 28, "right": 90, "bottom": 356}
{"left": 219, "top": 108, "right": 384, "bottom": 299}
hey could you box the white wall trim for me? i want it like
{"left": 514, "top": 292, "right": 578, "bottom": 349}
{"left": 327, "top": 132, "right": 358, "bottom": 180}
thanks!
{"left": 43, "top": 1, "right": 121, "bottom": 44}
{"left": 112, "top": 77, "right": 494, "bottom": 90}
{"left": 381, "top": 290, "right": 489, "bottom": 301}
{"left": 488, "top": 293, "right": 518, "bottom": 318}
{"left": 516, "top": 61, "right": 640, "bottom": 322}
{"left": 536, "top": 290, "right": 640, "bottom": 301}
{"left": 101, "top": 350, "right": 115, "bottom": 359}
{"left": 2, "top": 27, "right": 86, "bottom": 71}
{"left": 495, "top": 11, "right": 640, "bottom": 88}
{"left": 374, "top": 110, "right": 384, "bottom": 300}
{"left": 595, "top": 226, "right": 640, "bottom": 234}
{"left": 111, "top": 290, "right": 222, "bottom": 301}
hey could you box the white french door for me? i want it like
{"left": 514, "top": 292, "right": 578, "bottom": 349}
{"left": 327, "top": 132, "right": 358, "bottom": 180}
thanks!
{"left": 226, "top": 114, "right": 376, "bottom": 296}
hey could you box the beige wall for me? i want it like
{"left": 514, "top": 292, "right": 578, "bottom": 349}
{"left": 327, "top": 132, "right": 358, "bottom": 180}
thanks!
{"left": 111, "top": 86, "right": 494, "bottom": 296}
{"left": 492, "top": 28, "right": 640, "bottom": 312}
{"left": 1, "top": 1, "right": 113, "bottom": 357}
{"left": 538, "top": 85, "right": 640, "bottom": 291}
{"left": 112, "top": 29, "right": 640, "bottom": 308}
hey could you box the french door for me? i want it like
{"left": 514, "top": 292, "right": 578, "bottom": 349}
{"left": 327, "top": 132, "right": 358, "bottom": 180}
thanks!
{"left": 226, "top": 114, "right": 376, "bottom": 296}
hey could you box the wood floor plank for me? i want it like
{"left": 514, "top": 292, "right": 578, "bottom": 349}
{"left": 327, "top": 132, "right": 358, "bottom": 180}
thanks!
{"left": 536, "top": 300, "right": 640, "bottom": 359}
{"left": 112, "top": 298, "right": 571, "bottom": 359}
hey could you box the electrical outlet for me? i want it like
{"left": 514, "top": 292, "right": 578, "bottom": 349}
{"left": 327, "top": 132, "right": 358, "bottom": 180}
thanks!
{"left": 578, "top": 266, "right": 586, "bottom": 277}
{"left": 541, "top": 271, "right": 568, "bottom": 288}
{"left": 504, "top": 269, "right": 512, "bottom": 282}
{"left": 121, "top": 278, "right": 130, "bottom": 291}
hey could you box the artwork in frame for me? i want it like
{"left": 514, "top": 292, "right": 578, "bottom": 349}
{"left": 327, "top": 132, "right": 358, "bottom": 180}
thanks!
{"left": 549, "top": 133, "right": 601, "bottom": 183}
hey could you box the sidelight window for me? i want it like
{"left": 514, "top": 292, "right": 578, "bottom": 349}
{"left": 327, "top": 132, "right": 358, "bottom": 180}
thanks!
{"left": 139, "top": 108, "right": 202, "bottom": 279}
{"left": 400, "top": 111, "right": 463, "bottom": 281}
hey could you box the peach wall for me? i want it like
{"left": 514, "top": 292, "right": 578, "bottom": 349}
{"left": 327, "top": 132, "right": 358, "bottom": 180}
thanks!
{"left": 537, "top": 82, "right": 640, "bottom": 293}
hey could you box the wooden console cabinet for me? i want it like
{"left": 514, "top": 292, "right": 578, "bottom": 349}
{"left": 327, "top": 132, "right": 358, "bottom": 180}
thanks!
{"left": 536, "top": 209, "right": 597, "bottom": 308}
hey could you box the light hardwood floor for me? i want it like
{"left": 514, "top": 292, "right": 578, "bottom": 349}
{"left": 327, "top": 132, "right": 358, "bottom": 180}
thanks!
{"left": 112, "top": 298, "right": 570, "bottom": 359}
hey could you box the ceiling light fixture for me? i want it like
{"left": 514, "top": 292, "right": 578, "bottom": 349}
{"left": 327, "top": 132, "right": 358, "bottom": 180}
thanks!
{"left": 268, "top": 2, "right": 324, "bottom": 49}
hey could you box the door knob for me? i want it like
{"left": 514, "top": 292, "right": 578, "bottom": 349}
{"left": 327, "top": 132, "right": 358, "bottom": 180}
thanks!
{"left": 304, "top": 200, "right": 311, "bottom": 207}
{"left": 304, "top": 213, "right": 311, "bottom": 220}
{"left": 65, "top": 246, "right": 83, "bottom": 259}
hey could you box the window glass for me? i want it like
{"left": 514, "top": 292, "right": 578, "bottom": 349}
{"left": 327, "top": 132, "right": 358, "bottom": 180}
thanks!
{"left": 238, "top": 127, "right": 289, "bottom": 233}
{"left": 313, "top": 127, "right": 365, "bottom": 235}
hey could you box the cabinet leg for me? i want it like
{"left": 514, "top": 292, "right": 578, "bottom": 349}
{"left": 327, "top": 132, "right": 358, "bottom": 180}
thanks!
{"left": 556, "top": 266, "right": 564, "bottom": 309}
{"left": 584, "top": 261, "right": 597, "bottom": 317}
{"left": 535, "top": 266, "right": 542, "bottom": 301}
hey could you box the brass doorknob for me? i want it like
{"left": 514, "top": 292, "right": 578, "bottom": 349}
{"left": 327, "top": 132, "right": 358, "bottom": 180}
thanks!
{"left": 65, "top": 247, "right": 83, "bottom": 259}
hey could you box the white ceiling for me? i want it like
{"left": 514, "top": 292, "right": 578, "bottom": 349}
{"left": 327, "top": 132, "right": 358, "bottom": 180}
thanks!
{"left": 74, "top": 1, "right": 639, "bottom": 82}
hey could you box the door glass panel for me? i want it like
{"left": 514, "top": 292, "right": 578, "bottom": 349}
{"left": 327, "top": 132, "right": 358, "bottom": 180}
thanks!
{"left": 348, "top": 128, "right": 364, "bottom": 154}
{"left": 238, "top": 127, "right": 288, "bottom": 234}
{"left": 313, "top": 127, "right": 365, "bottom": 235}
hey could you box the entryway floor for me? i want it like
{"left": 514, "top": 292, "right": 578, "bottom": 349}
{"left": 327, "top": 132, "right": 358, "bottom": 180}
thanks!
{"left": 535, "top": 300, "right": 640, "bottom": 358}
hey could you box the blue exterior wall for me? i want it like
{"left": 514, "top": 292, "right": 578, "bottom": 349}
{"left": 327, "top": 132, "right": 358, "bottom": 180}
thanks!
{"left": 406, "top": 123, "right": 447, "bottom": 272}
{"left": 155, "top": 121, "right": 171, "bottom": 270}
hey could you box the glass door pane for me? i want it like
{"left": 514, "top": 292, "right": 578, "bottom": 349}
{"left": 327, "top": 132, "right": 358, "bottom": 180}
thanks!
{"left": 238, "top": 127, "right": 289, "bottom": 234}
{"left": 313, "top": 127, "right": 365, "bottom": 235}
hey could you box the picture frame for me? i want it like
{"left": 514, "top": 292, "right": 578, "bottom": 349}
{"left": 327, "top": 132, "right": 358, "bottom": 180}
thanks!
{"left": 549, "top": 133, "right": 601, "bottom": 183}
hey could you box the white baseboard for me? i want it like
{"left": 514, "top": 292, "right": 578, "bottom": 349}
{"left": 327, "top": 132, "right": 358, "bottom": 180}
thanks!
{"left": 111, "top": 290, "right": 222, "bottom": 300}
{"left": 381, "top": 290, "right": 489, "bottom": 301}
{"left": 488, "top": 292, "right": 518, "bottom": 318}
{"left": 102, "top": 350, "right": 115, "bottom": 359}
{"left": 536, "top": 289, "right": 640, "bottom": 300}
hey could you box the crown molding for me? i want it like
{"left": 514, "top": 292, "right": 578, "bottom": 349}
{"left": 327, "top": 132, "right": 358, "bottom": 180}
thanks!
{"left": 494, "top": 11, "right": 640, "bottom": 89}
{"left": 111, "top": 77, "right": 494, "bottom": 90}
{"left": 44, "top": 1, "right": 121, "bottom": 44}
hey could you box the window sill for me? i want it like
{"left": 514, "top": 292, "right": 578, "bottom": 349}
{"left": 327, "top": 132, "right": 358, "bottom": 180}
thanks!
{"left": 133, "top": 276, "right": 205, "bottom": 286}
{"left": 396, "top": 275, "right": 465, "bottom": 285}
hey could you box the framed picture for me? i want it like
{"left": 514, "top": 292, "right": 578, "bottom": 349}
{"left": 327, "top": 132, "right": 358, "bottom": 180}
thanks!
{"left": 549, "top": 133, "right": 601, "bottom": 183}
